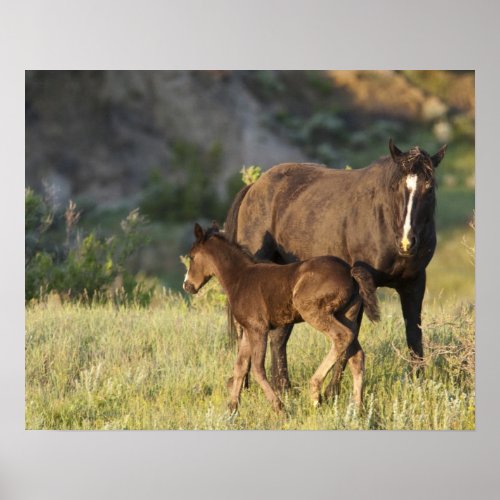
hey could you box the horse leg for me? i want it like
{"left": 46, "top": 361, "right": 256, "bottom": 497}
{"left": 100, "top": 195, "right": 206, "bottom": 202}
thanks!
{"left": 269, "top": 324, "right": 293, "bottom": 392}
{"left": 397, "top": 271, "right": 426, "bottom": 375}
{"left": 345, "top": 339, "right": 365, "bottom": 408}
{"left": 228, "top": 329, "right": 252, "bottom": 413}
{"left": 324, "top": 305, "right": 364, "bottom": 400}
{"left": 249, "top": 329, "right": 284, "bottom": 413}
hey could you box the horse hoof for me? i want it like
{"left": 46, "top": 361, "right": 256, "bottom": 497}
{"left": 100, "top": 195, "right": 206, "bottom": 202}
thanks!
{"left": 273, "top": 399, "right": 285, "bottom": 413}
{"left": 272, "top": 378, "right": 291, "bottom": 393}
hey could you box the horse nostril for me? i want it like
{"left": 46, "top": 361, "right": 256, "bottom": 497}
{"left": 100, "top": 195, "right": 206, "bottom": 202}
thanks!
{"left": 410, "top": 235, "right": 418, "bottom": 249}
{"left": 398, "top": 235, "right": 419, "bottom": 256}
{"left": 183, "top": 281, "right": 197, "bottom": 294}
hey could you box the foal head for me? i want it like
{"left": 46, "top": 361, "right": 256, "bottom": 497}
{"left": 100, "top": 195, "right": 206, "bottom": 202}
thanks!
{"left": 388, "top": 139, "right": 447, "bottom": 257}
{"left": 183, "top": 222, "right": 220, "bottom": 294}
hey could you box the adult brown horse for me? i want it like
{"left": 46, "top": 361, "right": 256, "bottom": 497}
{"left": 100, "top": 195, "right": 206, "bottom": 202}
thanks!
{"left": 225, "top": 139, "right": 447, "bottom": 393}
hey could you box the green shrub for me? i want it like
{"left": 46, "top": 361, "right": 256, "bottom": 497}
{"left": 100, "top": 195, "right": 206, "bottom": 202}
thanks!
{"left": 25, "top": 189, "right": 153, "bottom": 305}
{"left": 240, "top": 165, "right": 261, "bottom": 185}
{"left": 140, "top": 140, "right": 224, "bottom": 222}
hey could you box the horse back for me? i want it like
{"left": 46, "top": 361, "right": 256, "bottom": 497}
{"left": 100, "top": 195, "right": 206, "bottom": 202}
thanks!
{"left": 236, "top": 162, "right": 378, "bottom": 260}
{"left": 235, "top": 161, "right": 434, "bottom": 285}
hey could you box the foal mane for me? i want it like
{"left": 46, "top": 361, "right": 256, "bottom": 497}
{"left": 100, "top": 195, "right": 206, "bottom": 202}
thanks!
{"left": 204, "top": 231, "right": 259, "bottom": 263}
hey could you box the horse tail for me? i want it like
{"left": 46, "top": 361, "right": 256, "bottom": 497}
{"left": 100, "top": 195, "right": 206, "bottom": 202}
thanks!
{"left": 351, "top": 266, "right": 380, "bottom": 323}
{"left": 224, "top": 184, "right": 252, "bottom": 344}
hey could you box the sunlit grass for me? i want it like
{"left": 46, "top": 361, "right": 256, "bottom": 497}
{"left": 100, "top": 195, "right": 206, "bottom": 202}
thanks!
{"left": 25, "top": 218, "right": 474, "bottom": 430}
{"left": 26, "top": 292, "right": 474, "bottom": 430}
{"left": 426, "top": 225, "right": 474, "bottom": 302}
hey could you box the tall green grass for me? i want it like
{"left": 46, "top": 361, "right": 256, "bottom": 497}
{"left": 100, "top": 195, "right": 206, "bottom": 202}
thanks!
{"left": 25, "top": 291, "right": 474, "bottom": 430}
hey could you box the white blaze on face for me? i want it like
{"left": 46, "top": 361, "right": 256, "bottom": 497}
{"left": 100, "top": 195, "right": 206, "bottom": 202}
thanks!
{"left": 401, "top": 174, "right": 418, "bottom": 252}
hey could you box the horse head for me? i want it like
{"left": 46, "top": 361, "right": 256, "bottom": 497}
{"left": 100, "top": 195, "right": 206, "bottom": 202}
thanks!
{"left": 388, "top": 139, "right": 447, "bottom": 257}
{"left": 183, "top": 222, "right": 220, "bottom": 293}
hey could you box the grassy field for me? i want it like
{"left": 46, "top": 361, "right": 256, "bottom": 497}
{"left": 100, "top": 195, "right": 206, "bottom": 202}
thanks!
{"left": 26, "top": 226, "right": 475, "bottom": 430}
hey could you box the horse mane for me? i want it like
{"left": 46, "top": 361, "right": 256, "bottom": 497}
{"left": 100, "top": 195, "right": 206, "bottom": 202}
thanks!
{"left": 381, "top": 147, "right": 436, "bottom": 187}
{"left": 204, "top": 231, "right": 260, "bottom": 263}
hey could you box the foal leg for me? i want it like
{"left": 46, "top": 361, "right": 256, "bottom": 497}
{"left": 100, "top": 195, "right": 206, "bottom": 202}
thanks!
{"left": 249, "top": 329, "right": 284, "bottom": 413}
{"left": 228, "top": 330, "right": 252, "bottom": 413}
{"left": 300, "top": 309, "right": 357, "bottom": 407}
{"left": 345, "top": 340, "right": 365, "bottom": 408}
{"left": 310, "top": 342, "right": 343, "bottom": 407}
{"left": 324, "top": 304, "right": 363, "bottom": 400}
{"left": 269, "top": 324, "right": 293, "bottom": 392}
{"left": 227, "top": 321, "right": 251, "bottom": 391}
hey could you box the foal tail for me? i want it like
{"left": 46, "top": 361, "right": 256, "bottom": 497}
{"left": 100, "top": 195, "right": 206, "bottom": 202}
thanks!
{"left": 351, "top": 266, "right": 380, "bottom": 323}
{"left": 224, "top": 184, "right": 253, "bottom": 344}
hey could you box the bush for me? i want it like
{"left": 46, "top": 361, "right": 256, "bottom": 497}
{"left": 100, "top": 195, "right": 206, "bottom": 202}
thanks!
{"left": 25, "top": 189, "right": 153, "bottom": 305}
{"left": 140, "top": 140, "right": 224, "bottom": 222}
{"left": 240, "top": 165, "right": 261, "bottom": 185}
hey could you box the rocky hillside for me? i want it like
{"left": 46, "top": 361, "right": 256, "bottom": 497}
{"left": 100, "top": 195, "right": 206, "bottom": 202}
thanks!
{"left": 26, "top": 71, "right": 307, "bottom": 208}
{"left": 26, "top": 70, "right": 474, "bottom": 212}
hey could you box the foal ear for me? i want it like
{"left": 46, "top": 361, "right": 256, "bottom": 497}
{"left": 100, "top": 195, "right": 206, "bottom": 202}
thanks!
{"left": 389, "top": 138, "right": 404, "bottom": 163}
{"left": 194, "top": 223, "right": 204, "bottom": 241}
{"left": 431, "top": 144, "right": 447, "bottom": 167}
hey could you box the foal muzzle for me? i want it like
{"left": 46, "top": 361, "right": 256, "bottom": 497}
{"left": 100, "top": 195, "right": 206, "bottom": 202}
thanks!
{"left": 183, "top": 281, "right": 198, "bottom": 294}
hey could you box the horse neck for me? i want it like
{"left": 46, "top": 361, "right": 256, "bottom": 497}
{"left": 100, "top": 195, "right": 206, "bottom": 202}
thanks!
{"left": 204, "top": 238, "right": 253, "bottom": 292}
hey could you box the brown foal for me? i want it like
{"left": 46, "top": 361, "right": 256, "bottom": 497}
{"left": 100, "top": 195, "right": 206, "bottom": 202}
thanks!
{"left": 183, "top": 223, "right": 380, "bottom": 413}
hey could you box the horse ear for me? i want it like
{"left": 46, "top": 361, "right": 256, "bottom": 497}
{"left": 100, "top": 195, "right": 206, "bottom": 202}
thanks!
{"left": 389, "top": 138, "right": 403, "bottom": 163}
{"left": 431, "top": 144, "right": 447, "bottom": 167}
{"left": 194, "top": 223, "right": 204, "bottom": 241}
{"left": 211, "top": 220, "right": 220, "bottom": 232}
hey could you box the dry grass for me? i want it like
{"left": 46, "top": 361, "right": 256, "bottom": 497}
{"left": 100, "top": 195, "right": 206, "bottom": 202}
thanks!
{"left": 25, "top": 293, "right": 474, "bottom": 430}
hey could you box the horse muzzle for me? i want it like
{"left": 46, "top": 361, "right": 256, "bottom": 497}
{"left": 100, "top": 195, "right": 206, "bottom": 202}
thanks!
{"left": 397, "top": 235, "right": 419, "bottom": 257}
{"left": 183, "top": 280, "right": 198, "bottom": 294}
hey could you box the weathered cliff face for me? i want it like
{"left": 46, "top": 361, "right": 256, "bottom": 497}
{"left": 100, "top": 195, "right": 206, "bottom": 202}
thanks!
{"left": 26, "top": 71, "right": 306, "bottom": 207}
{"left": 26, "top": 70, "right": 474, "bottom": 211}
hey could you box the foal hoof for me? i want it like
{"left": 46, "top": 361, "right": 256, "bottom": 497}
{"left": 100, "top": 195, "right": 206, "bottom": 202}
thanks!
{"left": 323, "top": 383, "right": 341, "bottom": 401}
{"left": 227, "top": 401, "right": 239, "bottom": 416}
{"left": 312, "top": 393, "right": 323, "bottom": 408}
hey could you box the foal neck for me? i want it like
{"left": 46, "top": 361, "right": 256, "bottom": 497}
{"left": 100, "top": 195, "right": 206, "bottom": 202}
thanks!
{"left": 205, "top": 236, "right": 254, "bottom": 290}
